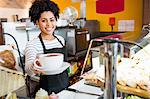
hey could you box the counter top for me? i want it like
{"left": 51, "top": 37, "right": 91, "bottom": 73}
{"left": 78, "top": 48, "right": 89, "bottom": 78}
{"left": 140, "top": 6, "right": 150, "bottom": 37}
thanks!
{"left": 57, "top": 79, "right": 103, "bottom": 99}
{"left": 99, "top": 31, "right": 125, "bottom": 36}
{"left": 56, "top": 25, "right": 77, "bottom": 29}
{"left": 16, "top": 25, "right": 78, "bottom": 30}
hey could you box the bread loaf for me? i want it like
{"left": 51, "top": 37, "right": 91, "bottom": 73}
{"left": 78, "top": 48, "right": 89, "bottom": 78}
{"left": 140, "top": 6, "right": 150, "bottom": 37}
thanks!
{"left": 0, "top": 50, "right": 16, "bottom": 70}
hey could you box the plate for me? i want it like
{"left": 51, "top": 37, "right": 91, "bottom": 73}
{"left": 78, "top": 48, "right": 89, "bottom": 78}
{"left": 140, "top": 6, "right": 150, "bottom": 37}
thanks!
{"left": 44, "top": 62, "right": 70, "bottom": 75}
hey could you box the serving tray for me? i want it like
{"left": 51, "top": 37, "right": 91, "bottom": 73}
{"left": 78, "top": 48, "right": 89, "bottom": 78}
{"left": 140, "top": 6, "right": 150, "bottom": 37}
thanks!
{"left": 85, "top": 79, "right": 150, "bottom": 98}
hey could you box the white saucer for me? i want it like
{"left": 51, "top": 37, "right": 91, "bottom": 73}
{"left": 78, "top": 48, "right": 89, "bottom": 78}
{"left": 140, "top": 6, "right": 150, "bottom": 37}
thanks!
{"left": 44, "top": 62, "right": 70, "bottom": 75}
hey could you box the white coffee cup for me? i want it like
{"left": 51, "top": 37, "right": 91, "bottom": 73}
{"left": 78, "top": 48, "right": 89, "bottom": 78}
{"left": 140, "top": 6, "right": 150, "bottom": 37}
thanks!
{"left": 34, "top": 53, "right": 64, "bottom": 71}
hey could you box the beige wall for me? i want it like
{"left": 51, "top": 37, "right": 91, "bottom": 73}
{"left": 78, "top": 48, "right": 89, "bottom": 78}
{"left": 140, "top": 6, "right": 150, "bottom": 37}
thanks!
{"left": 0, "top": 8, "right": 29, "bottom": 22}
{"left": 0, "top": 0, "right": 33, "bottom": 9}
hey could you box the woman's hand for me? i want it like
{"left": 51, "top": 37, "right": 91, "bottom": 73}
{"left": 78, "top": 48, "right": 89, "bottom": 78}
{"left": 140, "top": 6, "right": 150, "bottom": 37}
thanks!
{"left": 49, "top": 92, "right": 59, "bottom": 99}
{"left": 33, "top": 59, "right": 45, "bottom": 74}
{"left": 33, "top": 66, "right": 45, "bottom": 74}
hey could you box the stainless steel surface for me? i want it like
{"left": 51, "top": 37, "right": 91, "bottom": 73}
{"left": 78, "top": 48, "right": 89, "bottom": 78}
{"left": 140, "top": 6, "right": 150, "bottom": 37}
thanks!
{"left": 65, "top": 88, "right": 101, "bottom": 96}
{"left": 83, "top": 20, "right": 100, "bottom": 39}
{"left": 142, "top": 24, "right": 150, "bottom": 31}
{"left": 127, "top": 25, "right": 150, "bottom": 56}
{"left": 81, "top": 38, "right": 119, "bottom": 99}
{"left": 103, "top": 42, "right": 118, "bottom": 99}
{"left": 55, "top": 27, "right": 89, "bottom": 56}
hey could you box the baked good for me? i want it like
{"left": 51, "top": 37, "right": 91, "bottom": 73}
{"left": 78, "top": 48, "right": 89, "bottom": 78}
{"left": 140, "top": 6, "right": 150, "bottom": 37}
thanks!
{"left": 83, "top": 57, "right": 150, "bottom": 91}
{"left": 0, "top": 50, "right": 16, "bottom": 70}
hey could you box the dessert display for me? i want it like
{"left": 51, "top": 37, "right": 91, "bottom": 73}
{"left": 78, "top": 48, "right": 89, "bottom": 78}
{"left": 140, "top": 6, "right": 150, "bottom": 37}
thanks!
{"left": 82, "top": 57, "right": 150, "bottom": 98}
{"left": 117, "top": 58, "right": 150, "bottom": 90}
{"left": 81, "top": 43, "right": 150, "bottom": 98}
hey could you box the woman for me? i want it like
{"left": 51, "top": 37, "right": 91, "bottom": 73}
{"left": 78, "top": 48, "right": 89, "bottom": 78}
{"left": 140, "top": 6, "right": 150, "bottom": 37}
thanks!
{"left": 24, "top": 0, "right": 69, "bottom": 96}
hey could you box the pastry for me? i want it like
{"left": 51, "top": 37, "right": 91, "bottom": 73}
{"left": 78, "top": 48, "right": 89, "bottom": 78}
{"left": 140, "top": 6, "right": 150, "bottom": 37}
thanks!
{"left": 0, "top": 50, "right": 16, "bottom": 70}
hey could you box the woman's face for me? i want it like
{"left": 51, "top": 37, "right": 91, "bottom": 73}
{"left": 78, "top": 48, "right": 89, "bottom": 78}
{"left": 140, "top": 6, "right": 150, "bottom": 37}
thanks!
{"left": 36, "top": 11, "right": 57, "bottom": 36}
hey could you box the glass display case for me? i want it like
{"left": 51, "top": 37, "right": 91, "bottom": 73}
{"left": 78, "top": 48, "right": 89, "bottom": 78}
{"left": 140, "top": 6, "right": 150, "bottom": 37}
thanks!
{"left": 81, "top": 38, "right": 150, "bottom": 99}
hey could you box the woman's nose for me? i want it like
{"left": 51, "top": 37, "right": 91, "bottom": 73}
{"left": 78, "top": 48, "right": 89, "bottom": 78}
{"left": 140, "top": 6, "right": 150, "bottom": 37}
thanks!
{"left": 46, "top": 22, "right": 53, "bottom": 27}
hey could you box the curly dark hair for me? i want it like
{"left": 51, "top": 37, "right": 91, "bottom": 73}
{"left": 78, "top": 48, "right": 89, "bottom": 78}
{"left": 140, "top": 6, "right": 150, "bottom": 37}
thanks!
{"left": 29, "top": 0, "right": 60, "bottom": 24}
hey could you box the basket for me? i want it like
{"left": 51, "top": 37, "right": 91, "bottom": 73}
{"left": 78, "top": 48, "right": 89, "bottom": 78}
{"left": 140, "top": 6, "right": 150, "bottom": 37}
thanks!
{"left": 0, "top": 65, "right": 26, "bottom": 97}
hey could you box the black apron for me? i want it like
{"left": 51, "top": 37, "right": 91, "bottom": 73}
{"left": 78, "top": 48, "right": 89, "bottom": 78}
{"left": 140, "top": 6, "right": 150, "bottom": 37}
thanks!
{"left": 38, "top": 34, "right": 69, "bottom": 95}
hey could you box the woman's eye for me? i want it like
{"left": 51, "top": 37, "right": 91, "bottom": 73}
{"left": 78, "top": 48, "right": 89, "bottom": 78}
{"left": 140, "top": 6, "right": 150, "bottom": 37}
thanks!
{"left": 50, "top": 19, "right": 55, "bottom": 22}
{"left": 40, "top": 18, "right": 55, "bottom": 23}
{"left": 41, "top": 20, "right": 46, "bottom": 22}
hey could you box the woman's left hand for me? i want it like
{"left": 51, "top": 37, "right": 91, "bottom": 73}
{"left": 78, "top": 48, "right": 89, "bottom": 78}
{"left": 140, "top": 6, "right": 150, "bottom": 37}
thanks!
{"left": 33, "top": 66, "right": 45, "bottom": 74}
{"left": 33, "top": 58, "right": 45, "bottom": 74}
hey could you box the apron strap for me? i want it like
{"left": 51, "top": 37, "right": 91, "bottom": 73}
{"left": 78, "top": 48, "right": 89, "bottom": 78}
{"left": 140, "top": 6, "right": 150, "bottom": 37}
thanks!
{"left": 53, "top": 35, "right": 64, "bottom": 47}
{"left": 38, "top": 34, "right": 64, "bottom": 53}
{"left": 39, "top": 34, "right": 46, "bottom": 53}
